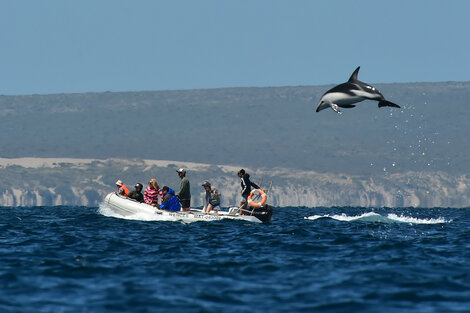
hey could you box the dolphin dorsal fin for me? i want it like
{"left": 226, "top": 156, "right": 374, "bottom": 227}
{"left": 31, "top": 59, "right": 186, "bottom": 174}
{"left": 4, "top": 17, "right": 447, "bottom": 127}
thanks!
{"left": 348, "top": 66, "right": 360, "bottom": 82}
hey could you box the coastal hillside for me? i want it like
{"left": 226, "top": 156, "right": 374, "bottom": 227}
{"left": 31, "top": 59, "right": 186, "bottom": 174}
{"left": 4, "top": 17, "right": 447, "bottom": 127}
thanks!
{"left": 1, "top": 158, "right": 468, "bottom": 208}
{"left": 1, "top": 82, "right": 469, "bottom": 207}
{"left": 1, "top": 82, "right": 470, "bottom": 175}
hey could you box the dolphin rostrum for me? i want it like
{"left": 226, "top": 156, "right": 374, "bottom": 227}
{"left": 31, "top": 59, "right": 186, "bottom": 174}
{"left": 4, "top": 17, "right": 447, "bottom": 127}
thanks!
{"left": 316, "top": 67, "right": 400, "bottom": 114}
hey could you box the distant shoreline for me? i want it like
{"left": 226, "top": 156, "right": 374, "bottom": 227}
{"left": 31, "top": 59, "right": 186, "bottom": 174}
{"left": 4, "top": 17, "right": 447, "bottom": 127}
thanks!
{"left": 1, "top": 157, "right": 469, "bottom": 208}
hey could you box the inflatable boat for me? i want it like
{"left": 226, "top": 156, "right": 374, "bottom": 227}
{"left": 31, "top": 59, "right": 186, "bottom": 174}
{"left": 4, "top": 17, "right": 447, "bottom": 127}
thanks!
{"left": 103, "top": 192, "right": 273, "bottom": 223}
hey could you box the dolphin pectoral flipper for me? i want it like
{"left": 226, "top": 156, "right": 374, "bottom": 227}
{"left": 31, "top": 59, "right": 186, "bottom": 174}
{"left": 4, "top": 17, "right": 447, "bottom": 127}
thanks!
{"left": 378, "top": 100, "right": 400, "bottom": 108}
{"left": 330, "top": 103, "right": 342, "bottom": 114}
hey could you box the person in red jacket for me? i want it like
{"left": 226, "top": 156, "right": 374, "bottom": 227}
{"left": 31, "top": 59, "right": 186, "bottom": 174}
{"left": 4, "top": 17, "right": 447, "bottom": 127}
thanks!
{"left": 115, "top": 180, "right": 130, "bottom": 196}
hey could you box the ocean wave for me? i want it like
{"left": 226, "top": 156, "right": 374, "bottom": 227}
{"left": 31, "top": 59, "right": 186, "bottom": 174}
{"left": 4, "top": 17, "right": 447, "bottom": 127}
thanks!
{"left": 304, "top": 212, "right": 450, "bottom": 224}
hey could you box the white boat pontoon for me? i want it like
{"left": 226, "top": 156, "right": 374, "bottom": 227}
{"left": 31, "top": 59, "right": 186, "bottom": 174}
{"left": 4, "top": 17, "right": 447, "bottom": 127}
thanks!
{"left": 103, "top": 192, "right": 273, "bottom": 223}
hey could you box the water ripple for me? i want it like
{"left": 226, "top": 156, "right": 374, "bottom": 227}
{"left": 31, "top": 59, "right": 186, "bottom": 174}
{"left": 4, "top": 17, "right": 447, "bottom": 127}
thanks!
{"left": 0, "top": 206, "right": 469, "bottom": 312}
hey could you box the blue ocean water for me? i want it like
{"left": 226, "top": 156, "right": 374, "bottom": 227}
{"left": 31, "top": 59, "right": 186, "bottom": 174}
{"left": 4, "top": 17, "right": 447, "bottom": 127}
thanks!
{"left": 1, "top": 205, "right": 469, "bottom": 313}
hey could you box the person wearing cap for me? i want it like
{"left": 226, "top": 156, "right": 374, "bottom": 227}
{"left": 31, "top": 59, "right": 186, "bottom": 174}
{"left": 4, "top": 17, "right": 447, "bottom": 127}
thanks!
{"left": 159, "top": 186, "right": 181, "bottom": 212}
{"left": 176, "top": 168, "right": 191, "bottom": 211}
{"left": 201, "top": 181, "right": 221, "bottom": 213}
{"left": 144, "top": 179, "right": 162, "bottom": 206}
{"left": 116, "top": 180, "right": 130, "bottom": 196}
{"left": 237, "top": 169, "right": 260, "bottom": 214}
{"left": 127, "top": 183, "right": 144, "bottom": 203}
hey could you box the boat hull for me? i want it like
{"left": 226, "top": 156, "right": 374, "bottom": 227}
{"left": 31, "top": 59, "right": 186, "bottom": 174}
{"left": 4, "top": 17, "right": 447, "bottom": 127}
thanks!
{"left": 103, "top": 193, "right": 272, "bottom": 223}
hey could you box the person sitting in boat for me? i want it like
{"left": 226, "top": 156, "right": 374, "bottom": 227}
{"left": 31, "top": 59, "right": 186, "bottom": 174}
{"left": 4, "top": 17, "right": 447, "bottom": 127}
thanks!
{"left": 201, "top": 181, "right": 221, "bottom": 213}
{"left": 160, "top": 186, "right": 181, "bottom": 212}
{"left": 237, "top": 169, "right": 260, "bottom": 214}
{"left": 144, "top": 179, "right": 162, "bottom": 206}
{"left": 127, "top": 183, "right": 144, "bottom": 203}
{"left": 115, "top": 180, "right": 130, "bottom": 196}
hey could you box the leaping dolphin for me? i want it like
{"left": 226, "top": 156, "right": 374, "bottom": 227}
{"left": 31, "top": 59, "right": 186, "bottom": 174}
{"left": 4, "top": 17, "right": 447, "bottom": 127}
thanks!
{"left": 316, "top": 67, "right": 400, "bottom": 114}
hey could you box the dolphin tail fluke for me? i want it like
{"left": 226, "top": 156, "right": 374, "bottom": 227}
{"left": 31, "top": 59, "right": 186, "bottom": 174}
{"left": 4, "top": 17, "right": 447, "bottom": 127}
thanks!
{"left": 378, "top": 100, "right": 400, "bottom": 109}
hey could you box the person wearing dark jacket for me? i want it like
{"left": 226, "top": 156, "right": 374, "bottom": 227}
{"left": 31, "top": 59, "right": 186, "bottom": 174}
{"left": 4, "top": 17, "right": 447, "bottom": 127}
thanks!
{"left": 127, "top": 183, "right": 144, "bottom": 203}
{"left": 176, "top": 168, "right": 191, "bottom": 211}
{"left": 237, "top": 169, "right": 260, "bottom": 214}
{"left": 160, "top": 186, "right": 181, "bottom": 212}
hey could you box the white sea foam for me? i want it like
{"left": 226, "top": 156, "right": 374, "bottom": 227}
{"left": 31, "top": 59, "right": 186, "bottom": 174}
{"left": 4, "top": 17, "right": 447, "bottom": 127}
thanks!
{"left": 386, "top": 213, "right": 449, "bottom": 224}
{"left": 305, "top": 212, "right": 382, "bottom": 222}
{"left": 305, "top": 212, "right": 449, "bottom": 224}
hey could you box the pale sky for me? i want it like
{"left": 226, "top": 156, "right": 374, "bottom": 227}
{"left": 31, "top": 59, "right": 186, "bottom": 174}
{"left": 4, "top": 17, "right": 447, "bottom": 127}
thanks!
{"left": 1, "top": 0, "right": 469, "bottom": 95}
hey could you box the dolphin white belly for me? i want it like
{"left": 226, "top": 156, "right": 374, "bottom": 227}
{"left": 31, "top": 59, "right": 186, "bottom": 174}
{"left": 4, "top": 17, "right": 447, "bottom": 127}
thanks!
{"left": 322, "top": 92, "right": 364, "bottom": 105}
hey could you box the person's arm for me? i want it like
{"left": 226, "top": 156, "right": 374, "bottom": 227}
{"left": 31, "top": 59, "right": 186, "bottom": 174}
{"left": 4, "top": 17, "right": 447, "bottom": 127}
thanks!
{"left": 159, "top": 194, "right": 170, "bottom": 210}
{"left": 176, "top": 181, "right": 182, "bottom": 198}
{"left": 160, "top": 201, "right": 168, "bottom": 210}
{"left": 144, "top": 190, "right": 150, "bottom": 204}
{"left": 182, "top": 179, "right": 189, "bottom": 196}
{"left": 241, "top": 177, "right": 249, "bottom": 195}
{"left": 251, "top": 181, "right": 260, "bottom": 190}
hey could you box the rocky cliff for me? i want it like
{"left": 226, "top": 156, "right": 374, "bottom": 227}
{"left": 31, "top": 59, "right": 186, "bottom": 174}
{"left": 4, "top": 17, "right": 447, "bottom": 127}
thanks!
{"left": 1, "top": 158, "right": 468, "bottom": 208}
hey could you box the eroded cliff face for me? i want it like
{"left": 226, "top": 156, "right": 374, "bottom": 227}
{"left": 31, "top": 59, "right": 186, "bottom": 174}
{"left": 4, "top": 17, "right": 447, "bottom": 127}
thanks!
{"left": 1, "top": 158, "right": 468, "bottom": 208}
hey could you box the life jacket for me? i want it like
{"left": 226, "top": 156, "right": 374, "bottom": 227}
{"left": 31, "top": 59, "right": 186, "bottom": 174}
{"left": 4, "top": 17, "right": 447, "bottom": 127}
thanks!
{"left": 119, "top": 185, "right": 130, "bottom": 196}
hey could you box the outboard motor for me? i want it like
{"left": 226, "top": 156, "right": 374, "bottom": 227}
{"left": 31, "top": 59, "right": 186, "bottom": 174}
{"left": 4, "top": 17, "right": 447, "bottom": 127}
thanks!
{"left": 250, "top": 204, "right": 273, "bottom": 223}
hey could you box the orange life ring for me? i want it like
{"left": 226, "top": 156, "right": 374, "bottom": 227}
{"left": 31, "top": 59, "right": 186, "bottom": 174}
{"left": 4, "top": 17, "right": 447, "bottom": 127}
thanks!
{"left": 247, "top": 189, "right": 267, "bottom": 208}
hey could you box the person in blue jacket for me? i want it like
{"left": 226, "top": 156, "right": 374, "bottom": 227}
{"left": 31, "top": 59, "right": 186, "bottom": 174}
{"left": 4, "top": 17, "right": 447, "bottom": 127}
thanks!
{"left": 160, "top": 186, "right": 181, "bottom": 212}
